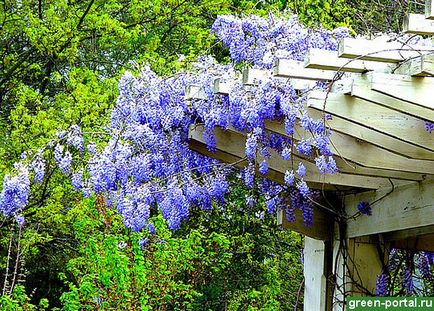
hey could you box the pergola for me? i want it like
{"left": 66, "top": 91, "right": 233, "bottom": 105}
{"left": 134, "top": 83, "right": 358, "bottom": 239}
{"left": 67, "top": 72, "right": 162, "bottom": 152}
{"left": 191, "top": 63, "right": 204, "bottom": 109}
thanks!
{"left": 186, "top": 1, "right": 434, "bottom": 310}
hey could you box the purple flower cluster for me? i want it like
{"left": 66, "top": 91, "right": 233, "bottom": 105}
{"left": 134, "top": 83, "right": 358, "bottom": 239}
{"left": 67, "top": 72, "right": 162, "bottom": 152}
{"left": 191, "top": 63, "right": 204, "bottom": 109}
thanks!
{"left": 402, "top": 266, "right": 414, "bottom": 295}
{"left": 425, "top": 121, "right": 434, "bottom": 133}
{"left": 0, "top": 13, "right": 350, "bottom": 233}
{"left": 376, "top": 273, "right": 389, "bottom": 296}
{"left": 357, "top": 201, "right": 372, "bottom": 216}
{"left": 0, "top": 164, "right": 30, "bottom": 217}
{"left": 211, "top": 14, "right": 350, "bottom": 68}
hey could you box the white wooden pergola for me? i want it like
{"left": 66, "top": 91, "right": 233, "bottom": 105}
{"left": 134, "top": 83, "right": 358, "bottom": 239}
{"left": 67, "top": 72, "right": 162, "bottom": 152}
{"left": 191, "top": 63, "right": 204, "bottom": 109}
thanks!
{"left": 187, "top": 2, "right": 434, "bottom": 310}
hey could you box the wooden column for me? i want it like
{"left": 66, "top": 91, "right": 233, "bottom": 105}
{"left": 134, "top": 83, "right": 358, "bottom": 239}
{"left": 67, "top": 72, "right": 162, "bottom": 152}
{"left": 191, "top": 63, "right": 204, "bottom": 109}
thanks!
{"left": 304, "top": 237, "right": 328, "bottom": 311}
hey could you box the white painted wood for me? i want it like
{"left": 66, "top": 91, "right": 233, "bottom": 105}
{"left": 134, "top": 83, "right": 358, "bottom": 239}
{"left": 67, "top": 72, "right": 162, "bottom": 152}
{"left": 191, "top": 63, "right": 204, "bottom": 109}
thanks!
{"left": 346, "top": 178, "right": 434, "bottom": 238}
{"left": 347, "top": 237, "right": 387, "bottom": 295}
{"left": 185, "top": 85, "right": 206, "bottom": 100}
{"left": 307, "top": 108, "right": 434, "bottom": 161}
{"left": 273, "top": 58, "right": 337, "bottom": 80}
{"left": 394, "top": 54, "right": 434, "bottom": 77}
{"left": 304, "top": 237, "right": 327, "bottom": 311}
{"left": 349, "top": 78, "right": 434, "bottom": 122}
{"left": 338, "top": 37, "right": 434, "bottom": 63}
{"left": 332, "top": 224, "right": 345, "bottom": 311}
{"left": 242, "top": 68, "right": 271, "bottom": 85}
{"left": 188, "top": 125, "right": 406, "bottom": 189}
{"left": 264, "top": 121, "right": 429, "bottom": 179}
{"left": 369, "top": 72, "right": 434, "bottom": 111}
{"left": 426, "top": 0, "right": 434, "bottom": 19}
{"left": 278, "top": 207, "right": 332, "bottom": 240}
{"left": 403, "top": 13, "right": 434, "bottom": 35}
{"left": 305, "top": 49, "right": 392, "bottom": 73}
{"left": 213, "top": 78, "right": 231, "bottom": 95}
{"left": 307, "top": 91, "right": 434, "bottom": 151}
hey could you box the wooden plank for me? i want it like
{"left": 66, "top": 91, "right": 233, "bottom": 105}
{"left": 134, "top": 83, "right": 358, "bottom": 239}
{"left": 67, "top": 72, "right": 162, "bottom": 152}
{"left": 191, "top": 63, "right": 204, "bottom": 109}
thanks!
{"left": 242, "top": 68, "right": 270, "bottom": 85}
{"left": 307, "top": 91, "right": 434, "bottom": 151}
{"left": 391, "top": 233, "right": 434, "bottom": 252}
{"left": 349, "top": 79, "right": 434, "bottom": 122}
{"left": 307, "top": 108, "right": 434, "bottom": 161}
{"left": 426, "top": 0, "right": 434, "bottom": 19}
{"left": 277, "top": 209, "right": 332, "bottom": 241}
{"left": 305, "top": 49, "right": 392, "bottom": 73}
{"left": 303, "top": 237, "right": 328, "bottom": 309}
{"left": 384, "top": 225, "right": 434, "bottom": 242}
{"left": 264, "top": 120, "right": 428, "bottom": 179}
{"left": 347, "top": 236, "right": 388, "bottom": 296}
{"left": 273, "top": 58, "right": 337, "bottom": 80}
{"left": 369, "top": 72, "right": 434, "bottom": 110}
{"left": 338, "top": 37, "right": 434, "bottom": 63}
{"left": 346, "top": 178, "right": 434, "bottom": 238}
{"left": 213, "top": 78, "right": 231, "bottom": 95}
{"left": 403, "top": 13, "right": 434, "bottom": 35}
{"left": 393, "top": 54, "right": 434, "bottom": 77}
{"left": 185, "top": 85, "right": 206, "bottom": 100}
{"left": 188, "top": 125, "right": 404, "bottom": 190}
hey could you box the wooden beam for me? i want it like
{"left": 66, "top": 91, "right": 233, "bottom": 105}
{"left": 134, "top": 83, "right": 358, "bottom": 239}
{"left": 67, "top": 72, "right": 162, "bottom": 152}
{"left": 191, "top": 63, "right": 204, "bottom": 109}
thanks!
{"left": 185, "top": 85, "right": 206, "bottom": 100}
{"left": 277, "top": 209, "right": 333, "bottom": 241}
{"left": 188, "top": 125, "right": 405, "bottom": 190}
{"left": 384, "top": 225, "right": 434, "bottom": 242}
{"left": 345, "top": 178, "right": 434, "bottom": 238}
{"left": 338, "top": 37, "right": 434, "bottom": 63}
{"left": 307, "top": 108, "right": 434, "bottom": 161}
{"left": 426, "top": 0, "right": 434, "bottom": 19}
{"left": 242, "top": 67, "right": 317, "bottom": 90}
{"left": 369, "top": 72, "right": 434, "bottom": 111}
{"left": 264, "top": 120, "right": 431, "bottom": 177}
{"left": 403, "top": 13, "right": 434, "bottom": 35}
{"left": 391, "top": 233, "right": 434, "bottom": 252}
{"left": 213, "top": 78, "right": 231, "bottom": 95}
{"left": 349, "top": 79, "right": 434, "bottom": 122}
{"left": 305, "top": 49, "right": 392, "bottom": 73}
{"left": 307, "top": 91, "right": 434, "bottom": 151}
{"left": 242, "top": 68, "right": 270, "bottom": 85}
{"left": 273, "top": 58, "right": 336, "bottom": 80}
{"left": 394, "top": 54, "right": 434, "bottom": 77}
{"left": 385, "top": 225, "right": 434, "bottom": 251}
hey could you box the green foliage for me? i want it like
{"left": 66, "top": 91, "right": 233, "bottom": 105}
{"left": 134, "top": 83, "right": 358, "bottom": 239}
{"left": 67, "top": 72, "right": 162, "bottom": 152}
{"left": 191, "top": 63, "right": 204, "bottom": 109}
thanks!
{"left": 176, "top": 178, "right": 304, "bottom": 310}
{"left": 287, "top": 0, "right": 354, "bottom": 29}
{"left": 56, "top": 182, "right": 303, "bottom": 310}
{"left": 0, "top": 285, "right": 48, "bottom": 311}
{"left": 2, "top": 0, "right": 421, "bottom": 309}
{"left": 60, "top": 197, "right": 233, "bottom": 310}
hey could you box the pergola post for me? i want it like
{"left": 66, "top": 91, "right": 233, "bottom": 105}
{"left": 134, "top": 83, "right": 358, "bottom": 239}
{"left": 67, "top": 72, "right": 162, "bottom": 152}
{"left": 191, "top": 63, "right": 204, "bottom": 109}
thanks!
{"left": 304, "top": 237, "right": 328, "bottom": 311}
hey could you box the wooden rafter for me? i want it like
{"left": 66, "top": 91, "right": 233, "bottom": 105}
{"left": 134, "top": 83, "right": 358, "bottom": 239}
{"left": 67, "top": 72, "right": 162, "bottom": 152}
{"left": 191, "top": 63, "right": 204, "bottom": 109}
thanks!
{"left": 188, "top": 125, "right": 414, "bottom": 189}
{"left": 304, "top": 48, "right": 391, "bottom": 73}
{"left": 273, "top": 58, "right": 337, "bottom": 80}
{"left": 338, "top": 37, "right": 434, "bottom": 63}
{"left": 393, "top": 54, "right": 434, "bottom": 77}
{"left": 368, "top": 72, "right": 434, "bottom": 111}
{"left": 264, "top": 121, "right": 431, "bottom": 177}
{"left": 427, "top": 0, "right": 434, "bottom": 19}
{"left": 307, "top": 108, "right": 434, "bottom": 161}
{"left": 403, "top": 13, "right": 434, "bottom": 35}
{"left": 341, "top": 78, "right": 434, "bottom": 122}
{"left": 307, "top": 91, "right": 434, "bottom": 151}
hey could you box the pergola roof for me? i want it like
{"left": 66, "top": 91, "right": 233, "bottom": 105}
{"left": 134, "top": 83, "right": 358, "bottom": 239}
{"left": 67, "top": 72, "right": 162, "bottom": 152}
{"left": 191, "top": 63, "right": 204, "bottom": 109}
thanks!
{"left": 186, "top": 8, "right": 434, "bottom": 243}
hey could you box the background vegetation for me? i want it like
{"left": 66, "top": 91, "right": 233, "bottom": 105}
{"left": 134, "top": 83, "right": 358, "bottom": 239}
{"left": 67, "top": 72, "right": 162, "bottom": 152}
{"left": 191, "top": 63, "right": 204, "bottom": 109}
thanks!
{"left": 0, "top": 0, "right": 427, "bottom": 309}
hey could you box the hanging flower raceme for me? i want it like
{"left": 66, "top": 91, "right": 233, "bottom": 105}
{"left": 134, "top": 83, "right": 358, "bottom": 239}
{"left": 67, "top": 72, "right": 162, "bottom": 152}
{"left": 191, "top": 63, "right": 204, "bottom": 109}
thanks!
{"left": 0, "top": 13, "right": 355, "bottom": 232}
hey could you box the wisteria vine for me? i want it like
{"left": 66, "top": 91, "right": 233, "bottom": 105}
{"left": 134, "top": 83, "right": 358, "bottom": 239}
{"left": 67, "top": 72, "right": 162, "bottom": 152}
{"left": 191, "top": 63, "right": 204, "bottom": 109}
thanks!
{"left": 0, "top": 13, "right": 432, "bottom": 267}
